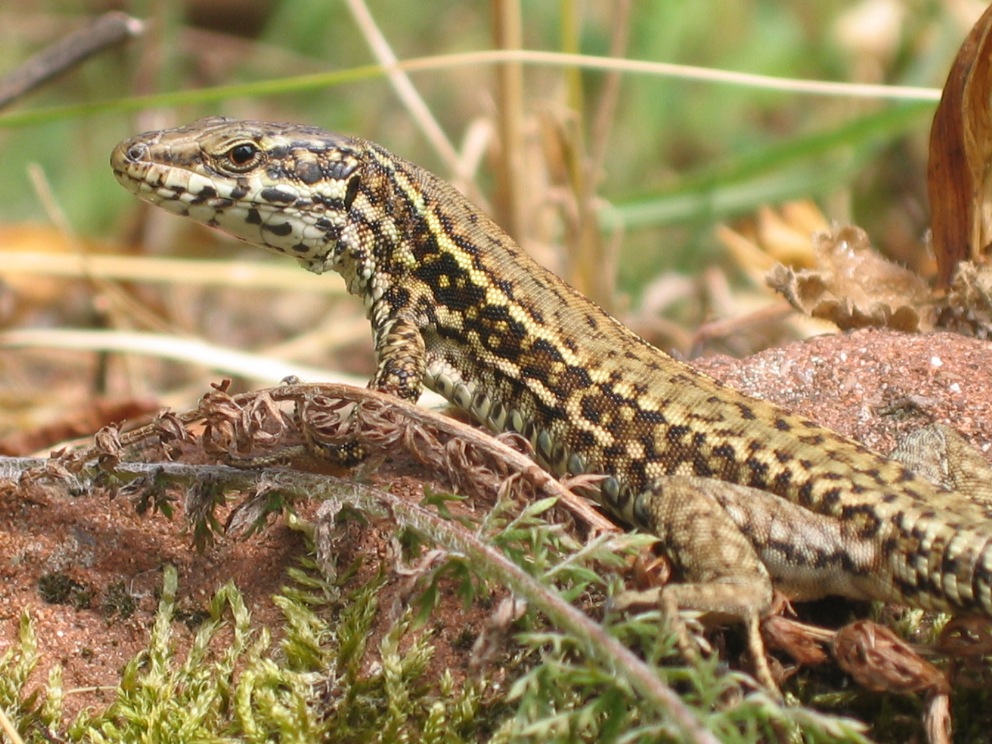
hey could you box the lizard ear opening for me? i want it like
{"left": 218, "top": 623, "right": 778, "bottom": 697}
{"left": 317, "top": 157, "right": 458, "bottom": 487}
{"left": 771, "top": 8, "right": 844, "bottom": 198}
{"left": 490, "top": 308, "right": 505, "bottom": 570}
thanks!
{"left": 344, "top": 175, "right": 360, "bottom": 210}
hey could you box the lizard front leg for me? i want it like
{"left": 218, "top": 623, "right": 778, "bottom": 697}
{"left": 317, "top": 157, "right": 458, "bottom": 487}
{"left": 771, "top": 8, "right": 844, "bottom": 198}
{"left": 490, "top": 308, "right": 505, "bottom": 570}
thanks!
{"left": 300, "top": 314, "right": 426, "bottom": 466}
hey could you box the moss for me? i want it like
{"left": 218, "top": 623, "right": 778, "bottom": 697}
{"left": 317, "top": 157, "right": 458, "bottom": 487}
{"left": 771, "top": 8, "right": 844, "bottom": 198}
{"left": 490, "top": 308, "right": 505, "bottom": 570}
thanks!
{"left": 37, "top": 573, "right": 92, "bottom": 609}
{"left": 101, "top": 580, "right": 138, "bottom": 620}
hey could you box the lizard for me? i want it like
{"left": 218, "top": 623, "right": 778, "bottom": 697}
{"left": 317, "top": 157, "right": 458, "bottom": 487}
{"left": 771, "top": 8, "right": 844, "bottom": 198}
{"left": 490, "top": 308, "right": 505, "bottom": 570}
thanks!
{"left": 110, "top": 116, "right": 992, "bottom": 685}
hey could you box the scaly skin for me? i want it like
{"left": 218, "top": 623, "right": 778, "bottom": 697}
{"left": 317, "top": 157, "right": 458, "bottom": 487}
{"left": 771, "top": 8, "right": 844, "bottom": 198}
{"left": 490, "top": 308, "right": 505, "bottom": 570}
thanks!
{"left": 111, "top": 117, "right": 992, "bottom": 638}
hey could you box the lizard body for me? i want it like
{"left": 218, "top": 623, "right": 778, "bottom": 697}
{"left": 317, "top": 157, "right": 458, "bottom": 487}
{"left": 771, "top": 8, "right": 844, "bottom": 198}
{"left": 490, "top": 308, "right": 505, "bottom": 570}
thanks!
{"left": 111, "top": 117, "right": 992, "bottom": 637}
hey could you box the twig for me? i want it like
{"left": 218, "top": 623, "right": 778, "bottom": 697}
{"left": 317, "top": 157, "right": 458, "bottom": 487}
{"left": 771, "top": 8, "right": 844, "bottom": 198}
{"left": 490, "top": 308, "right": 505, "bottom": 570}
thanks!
{"left": 343, "top": 1, "right": 467, "bottom": 187}
{"left": 0, "top": 250, "right": 342, "bottom": 293}
{"left": 0, "top": 48, "right": 940, "bottom": 132}
{"left": 0, "top": 12, "right": 143, "bottom": 111}
{"left": 0, "top": 706, "right": 24, "bottom": 744}
{"left": 264, "top": 383, "right": 617, "bottom": 532}
{"left": 586, "top": 0, "right": 631, "bottom": 197}
{"left": 492, "top": 0, "right": 527, "bottom": 240}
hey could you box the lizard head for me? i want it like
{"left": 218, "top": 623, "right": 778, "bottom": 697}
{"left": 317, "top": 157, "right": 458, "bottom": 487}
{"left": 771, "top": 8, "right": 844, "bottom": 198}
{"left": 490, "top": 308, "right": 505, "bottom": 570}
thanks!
{"left": 111, "top": 116, "right": 368, "bottom": 278}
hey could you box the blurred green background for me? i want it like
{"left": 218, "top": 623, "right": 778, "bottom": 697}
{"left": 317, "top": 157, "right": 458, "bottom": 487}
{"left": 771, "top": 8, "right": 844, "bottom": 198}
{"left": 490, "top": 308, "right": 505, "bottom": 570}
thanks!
{"left": 0, "top": 0, "right": 970, "bottom": 341}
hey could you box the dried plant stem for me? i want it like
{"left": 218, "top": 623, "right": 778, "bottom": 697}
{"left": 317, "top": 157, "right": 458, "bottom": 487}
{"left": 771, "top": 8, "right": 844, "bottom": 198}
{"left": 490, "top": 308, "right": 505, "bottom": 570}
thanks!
{"left": 0, "top": 12, "right": 142, "bottom": 111}
{"left": 492, "top": 0, "right": 528, "bottom": 241}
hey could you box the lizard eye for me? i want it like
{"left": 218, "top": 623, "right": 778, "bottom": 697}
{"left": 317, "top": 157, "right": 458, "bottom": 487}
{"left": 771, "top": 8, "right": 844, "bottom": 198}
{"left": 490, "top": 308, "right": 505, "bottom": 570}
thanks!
{"left": 222, "top": 142, "right": 262, "bottom": 171}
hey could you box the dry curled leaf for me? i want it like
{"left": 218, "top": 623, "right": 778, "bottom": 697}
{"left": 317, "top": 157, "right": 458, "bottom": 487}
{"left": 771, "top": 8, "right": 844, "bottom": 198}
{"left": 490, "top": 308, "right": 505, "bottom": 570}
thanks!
{"left": 937, "top": 260, "right": 992, "bottom": 338}
{"left": 93, "top": 423, "right": 123, "bottom": 471}
{"left": 197, "top": 387, "right": 296, "bottom": 458}
{"left": 152, "top": 410, "right": 190, "bottom": 444}
{"left": 767, "top": 225, "right": 934, "bottom": 331}
{"left": 832, "top": 619, "right": 950, "bottom": 695}
{"left": 936, "top": 615, "right": 992, "bottom": 658}
{"left": 928, "top": 2, "right": 992, "bottom": 288}
{"left": 760, "top": 615, "right": 830, "bottom": 667}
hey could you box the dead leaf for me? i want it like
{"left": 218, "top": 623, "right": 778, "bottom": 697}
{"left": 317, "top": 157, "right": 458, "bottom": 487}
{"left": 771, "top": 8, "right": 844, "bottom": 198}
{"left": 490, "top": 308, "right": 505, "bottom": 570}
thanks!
{"left": 760, "top": 615, "right": 830, "bottom": 667}
{"left": 832, "top": 619, "right": 950, "bottom": 696}
{"left": 927, "top": 2, "right": 992, "bottom": 287}
{"left": 717, "top": 200, "right": 828, "bottom": 285}
{"left": 937, "top": 260, "right": 992, "bottom": 338}
{"left": 766, "top": 225, "right": 934, "bottom": 331}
